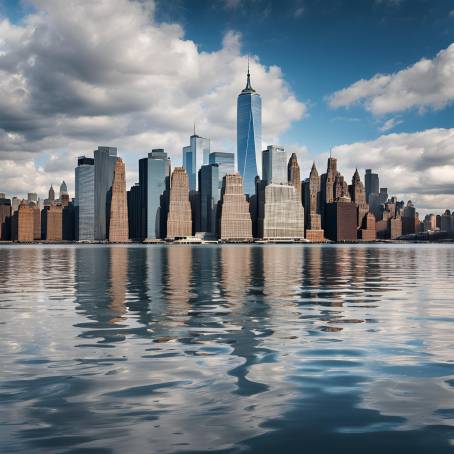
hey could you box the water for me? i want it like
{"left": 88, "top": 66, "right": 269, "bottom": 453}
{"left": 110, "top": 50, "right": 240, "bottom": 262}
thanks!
{"left": 0, "top": 244, "right": 453, "bottom": 453}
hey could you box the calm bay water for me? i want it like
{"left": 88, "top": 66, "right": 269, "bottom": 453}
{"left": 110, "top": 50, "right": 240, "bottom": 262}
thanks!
{"left": 0, "top": 244, "right": 453, "bottom": 453}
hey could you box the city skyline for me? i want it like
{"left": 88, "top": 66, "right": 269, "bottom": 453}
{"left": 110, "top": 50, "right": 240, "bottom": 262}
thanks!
{"left": 0, "top": 0, "right": 454, "bottom": 214}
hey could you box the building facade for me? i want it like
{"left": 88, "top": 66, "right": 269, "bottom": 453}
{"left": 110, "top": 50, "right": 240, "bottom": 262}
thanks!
{"left": 108, "top": 158, "right": 129, "bottom": 242}
{"left": 209, "top": 152, "right": 235, "bottom": 183}
{"left": 182, "top": 133, "right": 210, "bottom": 191}
{"left": 287, "top": 153, "right": 301, "bottom": 201}
{"left": 262, "top": 145, "right": 287, "bottom": 185}
{"left": 0, "top": 197, "right": 11, "bottom": 240}
{"left": 199, "top": 164, "right": 220, "bottom": 235}
{"left": 324, "top": 197, "right": 357, "bottom": 241}
{"left": 237, "top": 68, "right": 262, "bottom": 195}
{"left": 75, "top": 156, "right": 95, "bottom": 241}
{"left": 166, "top": 168, "right": 192, "bottom": 239}
{"left": 365, "top": 169, "right": 379, "bottom": 203}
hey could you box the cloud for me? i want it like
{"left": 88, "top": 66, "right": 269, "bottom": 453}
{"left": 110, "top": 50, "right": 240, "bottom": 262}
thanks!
{"left": 0, "top": 0, "right": 306, "bottom": 199}
{"left": 378, "top": 117, "right": 402, "bottom": 132}
{"left": 327, "top": 43, "right": 454, "bottom": 116}
{"left": 330, "top": 128, "right": 454, "bottom": 213}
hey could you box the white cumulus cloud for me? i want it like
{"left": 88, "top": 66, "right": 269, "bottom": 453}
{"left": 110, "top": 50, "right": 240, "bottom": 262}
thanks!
{"left": 0, "top": 0, "right": 306, "bottom": 199}
{"left": 327, "top": 43, "right": 454, "bottom": 116}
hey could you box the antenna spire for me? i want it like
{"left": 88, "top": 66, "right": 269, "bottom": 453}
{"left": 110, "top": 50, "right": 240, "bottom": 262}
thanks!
{"left": 193, "top": 122, "right": 196, "bottom": 136}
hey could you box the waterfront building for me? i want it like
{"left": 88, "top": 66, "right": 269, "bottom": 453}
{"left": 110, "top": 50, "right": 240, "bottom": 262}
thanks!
{"left": 62, "top": 202, "right": 75, "bottom": 240}
{"left": 390, "top": 217, "right": 402, "bottom": 240}
{"left": 257, "top": 183, "right": 305, "bottom": 240}
{"left": 75, "top": 156, "right": 95, "bottom": 241}
{"left": 219, "top": 173, "right": 252, "bottom": 241}
{"left": 209, "top": 152, "right": 235, "bottom": 183}
{"left": 324, "top": 196, "right": 357, "bottom": 242}
{"left": 32, "top": 202, "right": 41, "bottom": 240}
{"left": 182, "top": 131, "right": 210, "bottom": 191}
{"left": 349, "top": 169, "right": 369, "bottom": 230}
{"left": 365, "top": 169, "right": 379, "bottom": 203}
{"left": 359, "top": 212, "right": 376, "bottom": 241}
{"left": 402, "top": 201, "right": 416, "bottom": 235}
{"left": 303, "top": 162, "right": 324, "bottom": 240}
{"left": 94, "top": 146, "right": 118, "bottom": 240}
{"left": 262, "top": 145, "right": 287, "bottom": 185}
{"left": 189, "top": 190, "right": 201, "bottom": 235}
{"left": 127, "top": 183, "right": 141, "bottom": 240}
{"left": 166, "top": 168, "right": 192, "bottom": 239}
{"left": 441, "top": 209, "right": 453, "bottom": 233}
{"left": 42, "top": 204, "right": 63, "bottom": 241}
{"left": 287, "top": 153, "right": 302, "bottom": 202}
{"left": 320, "top": 156, "right": 337, "bottom": 224}
{"left": 108, "top": 158, "right": 129, "bottom": 242}
{"left": 12, "top": 201, "right": 34, "bottom": 242}
{"left": 237, "top": 66, "right": 262, "bottom": 195}
{"left": 199, "top": 164, "right": 220, "bottom": 235}
{"left": 139, "top": 149, "right": 171, "bottom": 240}
{"left": 0, "top": 197, "right": 11, "bottom": 240}
{"left": 424, "top": 213, "right": 437, "bottom": 232}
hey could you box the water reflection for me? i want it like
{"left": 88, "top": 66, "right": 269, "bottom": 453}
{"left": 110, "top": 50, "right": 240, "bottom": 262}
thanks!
{"left": 0, "top": 244, "right": 453, "bottom": 453}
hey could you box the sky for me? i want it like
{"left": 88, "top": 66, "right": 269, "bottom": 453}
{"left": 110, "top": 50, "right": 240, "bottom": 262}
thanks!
{"left": 0, "top": 0, "right": 453, "bottom": 214}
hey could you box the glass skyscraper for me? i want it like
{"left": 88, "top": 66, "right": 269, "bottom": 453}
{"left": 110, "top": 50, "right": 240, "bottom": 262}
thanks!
{"left": 75, "top": 156, "right": 95, "bottom": 241}
{"left": 139, "top": 149, "right": 171, "bottom": 240}
{"left": 198, "top": 164, "right": 220, "bottom": 235}
{"left": 237, "top": 68, "right": 262, "bottom": 195}
{"left": 94, "top": 146, "right": 117, "bottom": 240}
{"left": 262, "top": 145, "right": 287, "bottom": 185}
{"left": 182, "top": 132, "right": 210, "bottom": 191}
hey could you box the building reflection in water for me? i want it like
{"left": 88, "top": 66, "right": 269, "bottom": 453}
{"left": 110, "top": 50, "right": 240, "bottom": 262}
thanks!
{"left": 107, "top": 246, "right": 128, "bottom": 324}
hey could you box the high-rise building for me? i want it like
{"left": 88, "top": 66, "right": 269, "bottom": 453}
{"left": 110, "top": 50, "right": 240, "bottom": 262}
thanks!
{"left": 324, "top": 196, "right": 357, "bottom": 242}
{"left": 108, "top": 158, "right": 129, "bottom": 242}
{"left": 94, "top": 146, "right": 118, "bottom": 240}
{"left": 139, "top": 149, "right": 171, "bottom": 240}
{"left": 262, "top": 145, "right": 287, "bottom": 185}
{"left": 402, "top": 200, "right": 416, "bottom": 235}
{"left": 60, "top": 181, "right": 68, "bottom": 197}
{"left": 199, "top": 164, "right": 220, "bottom": 235}
{"left": 0, "top": 197, "right": 11, "bottom": 240}
{"left": 59, "top": 181, "right": 69, "bottom": 206}
{"left": 27, "top": 193, "right": 38, "bottom": 203}
{"left": 320, "top": 156, "right": 337, "bottom": 224}
{"left": 219, "top": 173, "right": 252, "bottom": 241}
{"left": 424, "top": 213, "right": 437, "bottom": 232}
{"left": 166, "top": 167, "right": 192, "bottom": 239}
{"left": 209, "top": 152, "right": 235, "bottom": 180}
{"left": 359, "top": 212, "right": 376, "bottom": 241}
{"left": 127, "top": 183, "right": 141, "bottom": 240}
{"left": 257, "top": 183, "right": 305, "bottom": 240}
{"left": 365, "top": 169, "right": 379, "bottom": 203}
{"left": 237, "top": 66, "right": 262, "bottom": 195}
{"left": 441, "top": 209, "right": 453, "bottom": 233}
{"left": 31, "top": 202, "right": 41, "bottom": 240}
{"left": 12, "top": 201, "right": 34, "bottom": 242}
{"left": 75, "top": 156, "right": 95, "bottom": 241}
{"left": 182, "top": 131, "right": 210, "bottom": 191}
{"left": 0, "top": 193, "right": 5, "bottom": 199}
{"left": 287, "top": 153, "right": 301, "bottom": 201}
{"left": 304, "top": 162, "right": 324, "bottom": 241}
{"left": 11, "top": 197, "right": 20, "bottom": 213}
{"left": 48, "top": 185, "right": 55, "bottom": 202}
{"left": 349, "top": 169, "right": 369, "bottom": 230}
{"left": 42, "top": 204, "right": 63, "bottom": 241}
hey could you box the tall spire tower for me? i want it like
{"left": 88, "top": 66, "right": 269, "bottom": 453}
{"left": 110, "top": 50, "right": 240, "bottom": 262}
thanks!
{"left": 237, "top": 58, "right": 262, "bottom": 196}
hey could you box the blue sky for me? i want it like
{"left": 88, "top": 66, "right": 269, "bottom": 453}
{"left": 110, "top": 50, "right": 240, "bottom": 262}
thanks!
{"left": 0, "top": 0, "right": 453, "bottom": 212}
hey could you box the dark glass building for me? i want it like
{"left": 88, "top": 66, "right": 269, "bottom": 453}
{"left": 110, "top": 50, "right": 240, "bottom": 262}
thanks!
{"left": 198, "top": 164, "right": 220, "bottom": 235}
{"left": 0, "top": 197, "right": 12, "bottom": 240}
{"left": 365, "top": 169, "right": 379, "bottom": 203}
{"left": 324, "top": 197, "right": 357, "bottom": 241}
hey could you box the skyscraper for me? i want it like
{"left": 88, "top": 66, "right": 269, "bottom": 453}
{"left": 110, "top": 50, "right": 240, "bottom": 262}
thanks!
{"left": 304, "top": 162, "right": 324, "bottom": 241}
{"left": 12, "top": 201, "right": 34, "bottom": 242}
{"left": 42, "top": 204, "right": 63, "bottom": 241}
{"left": 127, "top": 183, "right": 141, "bottom": 240}
{"left": 320, "top": 156, "right": 337, "bottom": 225}
{"left": 166, "top": 167, "right": 192, "bottom": 239}
{"left": 94, "top": 146, "right": 117, "bottom": 240}
{"left": 182, "top": 130, "right": 210, "bottom": 191}
{"left": 108, "top": 158, "right": 129, "bottom": 242}
{"left": 349, "top": 169, "right": 369, "bottom": 230}
{"left": 75, "top": 156, "right": 95, "bottom": 241}
{"left": 199, "top": 164, "right": 220, "bottom": 235}
{"left": 262, "top": 145, "right": 287, "bottom": 185}
{"left": 365, "top": 169, "right": 379, "bottom": 203}
{"left": 139, "top": 149, "right": 171, "bottom": 240}
{"left": 219, "top": 173, "right": 252, "bottom": 241}
{"left": 237, "top": 65, "right": 262, "bottom": 195}
{"left": 209, "top": 152, "right": 235, "bottom": 187}
{"left": 287, "top": 153, "right": 301, "bottom": 201}
{"left": 0, "top": 197, "right": 11, "bottom": 240}
{"left": 324, "top": 196, "right": 357, "bottom": 242}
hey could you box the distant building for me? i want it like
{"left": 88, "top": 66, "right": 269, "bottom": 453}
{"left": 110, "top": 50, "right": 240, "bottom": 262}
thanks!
{"left": 257, "top": 183, "right": 305, "bottom": 240}
{"left": 365, "top": 169, "right": 379, "bottom": 203}
{"left": 139, "top": 149, "right": 171, "bottom": 240}
{"left": 441, "top": 209, "right": 453, "bottom": 233}
{"left": 11, "top": 196, "right": 20, "bottom": 213}
{"left": 127, "top": 183, "right": 141, "bottom": 240}
{"left": 262, "top": 145, "right": 287, "bottom": 185}
{"left": 324, "top": 196, "right": 357, "bottom": 242}
{"left": 42, "top": 204, "right": 63, "bottom": 241}
{"left": 304, "top": 162, "right": 324, "bottom": 241}
{"left": 320, "top": 156, "right": 337, "bottom": 225}
{"left": 108, "top": 158, "right": 129, "bottom": 242}
{"left": 237, "top": 67, "right": 262, "bottom": 195}
{"left": 287, "top": 153, "right": 301, "bottom": 202}
{"left": 166, "top": 168, "right": 192, "bottom": 239}
{"left": 424, "top": 213, "right": 437, "bottom": 232}
{"left": 359, "top": 212, "right": 376, "bottom": 241}
{"left": 189, "top": 190, "right": 201, "bottom": 235}
{"left": 12, "top": 201, "right": 34, "bottom": 242}
{"left": 27, "top": 193, "right": 38, "bottom": 203}
{"left": 349, "top": 169, "right": 369, "bottom": 230}
{"left": 94, "top": 146, "right": 118, "bottom": 240}
{"left": 390, "top": 217, "right": 402, "bottom": 240}
{"left": 0, "top": 197, "right": 12, "bottom": 240}
{"left": 402, "top": 201, "right": 416, "bottom": 235}
{"left": 209, "top": 152, "right": 235, "bottom": 184}
{"left": 182, "top": 131, "right": 210, "bottom": 191}
{"left": 219, "top": 173, "right": 252, "bottom": 241}
{"left": 199, "top": 164, "right": 220, "bottom": 236}
{"left": 32, "top": 203, "right": 41, "bottom": 240}
{"left": 75, "top": 156, "right": 95, "bottom": 241}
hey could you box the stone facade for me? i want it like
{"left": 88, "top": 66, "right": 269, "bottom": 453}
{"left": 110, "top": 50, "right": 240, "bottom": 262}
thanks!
{"left": 166, "top": 167, "right": 192, "bottom": 239}
{"left": 304, "top": 162, "right": 324, "bottom": 240}
{"left": 43, "top": 204, "right": 63, "bottom": 241}
{"left": 359, "top": 212, "right": 376, "bottom": 241}
{"left": 108, "top": 158, "right": 129, "bottom": 242}
{"left": 32, "top": 203, "right": 41, "bottom": 240}
{"left": 349, "top": 169, "right": 369, "bottom": 230}
{"left": 219, "top": 173, "right": 252, "bottom": 241}
{"left": 287, "top": 153, "right": 301, "bottom": 201}
{"left": 258, "top": 184, "right": 305, "bottom": 240}
{"left": 13, "top": 201, "right": 34, "bottom": 242}
{"left": 324, "top": 197, "right": 357, "bottom": 242}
